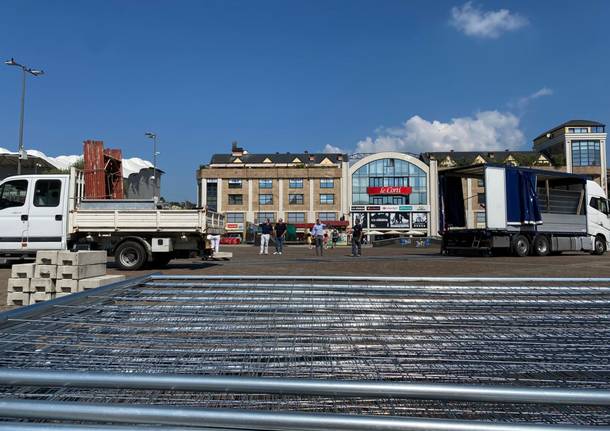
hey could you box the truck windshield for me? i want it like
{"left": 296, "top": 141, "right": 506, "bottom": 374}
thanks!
{"left": 0, "top": 180, "right": 28, "bottom": 210}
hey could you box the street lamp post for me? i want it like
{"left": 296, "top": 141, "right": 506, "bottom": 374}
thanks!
{"left": 4, "top": 58, "right": 44, "bottom": 175}
{"left": 145, "top": 132, "right": 159, "bottom": 201}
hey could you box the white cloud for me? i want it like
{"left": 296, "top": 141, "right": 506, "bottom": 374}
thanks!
{"left": 353, "top": 111, "right": 525, "bottom": 154}
{"left": 450, "top": 2, "right": 528, "bottom": 38}
{"left": 513, "top": 87, "right": 553, "bottom": 109}
{"left": 323, "top": 144, "right": 345, "bottom": 153}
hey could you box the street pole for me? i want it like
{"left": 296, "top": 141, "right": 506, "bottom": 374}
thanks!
{"left": 4, "top": 58, "right": 44, "bottom": 176}
{"left": 17, "top": 68, "right": 26, "bottom": 175}
{"left": 145, "top": 132, "right": 159, "bottom": 201}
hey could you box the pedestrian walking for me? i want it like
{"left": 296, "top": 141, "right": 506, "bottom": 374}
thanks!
{"left": 259, "top": 218, "right": 273, "bottom": 255}
{"left": 273, "top": 218, "right": 287, "bottom": 255}
{"left": 351, "top": 218, "right": 363, "bottom": 257}
{"left": 311, "top": 219, "right": 326, "bottom": 256}
{"left": 331, "top": 228, "right": 339, "bottom": 249}
{"left": 305, "top": 231, "right": 313, "bottom": 249}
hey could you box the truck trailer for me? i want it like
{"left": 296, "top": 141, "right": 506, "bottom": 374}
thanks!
{"left": 0, "top": 169, "right": 224, "bottom": 269}
{"left": 439, "top": 164, "right": 610, "bottom": 256}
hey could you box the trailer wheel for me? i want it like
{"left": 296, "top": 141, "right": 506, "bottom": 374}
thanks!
{"left": 593, "top": 235, "right": 606, "bottom": 255}
{"left": 512, "top": 235, "right": 530, "bottom": 257}
{"left": 115, "top": 241, "right": 147, "bottom": 271}
{"left": 533, "top": 235, "right": 550, "bottom": 257}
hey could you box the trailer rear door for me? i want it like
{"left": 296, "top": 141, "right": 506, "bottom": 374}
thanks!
{"left": 485, "top": 166, "right": 507, "bottom": 229}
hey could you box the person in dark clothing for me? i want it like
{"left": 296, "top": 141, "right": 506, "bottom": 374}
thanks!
{"left": 274, "top": 218, "right": 287, "bottom": 255}
{"left": 351, "top": 218, "right": 363, "bottom": 257}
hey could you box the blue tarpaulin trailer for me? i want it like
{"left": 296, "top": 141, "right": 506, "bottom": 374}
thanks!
{"left": 439, "top": 164, "right": 609, "bottom": 256}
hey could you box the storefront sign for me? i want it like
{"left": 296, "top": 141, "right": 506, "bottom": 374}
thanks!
{"left": 367, "top": 186, "right": 412, "bottom": 195}
{"left": 411, "top": 212, "right": 428, "bottom": 229}
{"left": 351, "top": 205, "right": 430, "bottom": 212}
{"left": 226, "top": 223, "right": 244, "bottom": 230}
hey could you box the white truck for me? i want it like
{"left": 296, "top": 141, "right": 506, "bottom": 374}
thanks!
{"left": 440, "top": 164, "right": 610, "bottom": 256}
{"left": 0, "top": 169, "right": 224, "bottom": 270}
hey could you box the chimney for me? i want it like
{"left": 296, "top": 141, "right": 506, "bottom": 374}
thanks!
{"left": 231, "top": 141, "right": 244, "bottom": 157}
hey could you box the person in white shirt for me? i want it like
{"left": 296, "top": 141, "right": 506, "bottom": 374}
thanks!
{"left": 310, "top": 219, "right": 326, "bottom": 256}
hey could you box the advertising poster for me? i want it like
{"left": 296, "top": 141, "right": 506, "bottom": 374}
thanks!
{"left": 352, "top": 212, "right": 368, "bottom": 228}
{"left": 369, "top": 212, "right": 390, "bottom": 228}
{"left": 389, "top": 212, "right": 410, "bottom": 228}
{"left": 411, "top": 212, "right": 428, "bottom": 229}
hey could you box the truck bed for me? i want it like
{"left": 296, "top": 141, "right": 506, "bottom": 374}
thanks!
{"left": 70, "top": 209, "right": 224, "bottom": 234}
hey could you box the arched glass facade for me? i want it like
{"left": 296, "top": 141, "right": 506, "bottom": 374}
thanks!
{"left": 352, "top": 158, "right": 427, "bottom": 205}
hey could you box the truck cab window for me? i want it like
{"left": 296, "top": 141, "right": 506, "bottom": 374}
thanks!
{"left": 0, "top": 180, "right": 28, "bottom": 209}
{"left": 34, "top": 180, "right": 62, "bottom": 207}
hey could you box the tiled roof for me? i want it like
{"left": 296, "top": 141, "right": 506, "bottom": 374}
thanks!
{"left": 209, "top": 152, "right": 348, "bottom": 165}
{"left": 534, "top": 119, "right": 605, "bottom": 141}
{"left": 422, "top": 151, "right": 550, "bottom": 167}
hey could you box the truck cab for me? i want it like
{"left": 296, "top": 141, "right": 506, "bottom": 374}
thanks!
{"left": 586, "top": 180, "right": 610, "bottom": 254}
{"left": 0, "top": 174, "right": 70, "bottom": 254}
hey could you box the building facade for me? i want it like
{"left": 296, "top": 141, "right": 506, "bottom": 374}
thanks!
{"left": 533, "top": 120, "right": 607, "bottom": 193}
{"left": 347, "top": 152, "right": 439, "bottom": 238}
{"left": 197, "top": 144, "right": 349, "bottom": 238}
{"left": 198, "top": 119, "right": 607, "bottom": 240}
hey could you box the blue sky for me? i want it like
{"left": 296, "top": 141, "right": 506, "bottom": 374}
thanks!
{"left": 1, "top": 0, "right": 609, "bottom": 200}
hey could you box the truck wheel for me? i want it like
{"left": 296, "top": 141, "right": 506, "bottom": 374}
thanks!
{"left": 512, "top": 235, "right": 530, "bottom": 257}
{"left": 115, "top": 241, "right": 147, "bottom": 270}
{"left": 533, "top": 235, "right": 550, "bottom": 257}
{"left": 593, "top": 236, "right": 606, "bottom": 255}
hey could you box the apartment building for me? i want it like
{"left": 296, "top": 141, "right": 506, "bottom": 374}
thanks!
{"left": 197, "top": 143, "right": 349, "bottom": 238}
{"left": 533, "top": 120, "right": 607, "bottom": 192}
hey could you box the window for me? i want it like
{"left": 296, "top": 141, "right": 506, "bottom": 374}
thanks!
{"left": 287, "top": 212, "right": 305, "bottom": 223}
{"left": 256, "top": 212, "right": 275, "bottom": 224}
{"left": 477, "top": 192, "right": 486, "bottom": 207}
{"left": 320, "top": 194, "right": 334, "bottom": 205}
{"left": 568, "top": 127, "right": 589, "bottom": 133}
{"left": 320, "top": 178, "right": 334, "bottom": 188}
{"left": 475, "top": 211, "right": 486, "bottom": 226}
{"left": 477, "top": 179, "right": 484, "bottom": 187}
{"left": 289, "top": 178, "right": 303, "bottom": 188}
{"left": 288, "top": 194, "right": 304, "bottom": 205}
{"left": 259, "top": 179, "right": 273, "bottom": 189}
{"left": 318, "top": 212, "right": 337, "bottom": 221}
{"left": 228, "top": 179, "right": 242, "bottom": 189}
{"left": 591, "top": 126, "right": 605, "bottom": 133}
{"left": 206, "top": 182, "right": 217, "bottom": 212}
{"left": 259, "top": 194, "right": 273, "bottom": 205}
{"left": 590, "top": 197, "right": 609, "bottom": 214}
{"left": 572, "top": 140, "right": 601, "bottom": 166}
{"left": 33, "top": 180, "right": 61, "bottom": 207}
{"left": 226, "top": 212, "right": 244, "bottom": 223}
{"left": 228, "top": 194, "right": 243, "bottom": 205}
{"left": 0, "top": 180, "right": 28, "bottom": 209}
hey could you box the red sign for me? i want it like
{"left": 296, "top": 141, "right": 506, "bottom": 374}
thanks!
{"left": 367, "top": 186, "right": 412, "bottom": 195}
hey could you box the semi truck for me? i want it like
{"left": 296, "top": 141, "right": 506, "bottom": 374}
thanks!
{"left": 0, "top": 169, "right": 224, "bottom": 270}
{"left": 439, "top": 164, "right": 610, "bottom": 256}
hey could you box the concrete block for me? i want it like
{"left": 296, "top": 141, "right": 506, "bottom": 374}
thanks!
{"left": 8, "top": 278, "right": 31, "bottom": 294}
{"left": 56, "top": 279, "right": 79, "bottom": 294}
{"left": 29, "top": 292, "right": 54, "bottom": 304}
{"left": 6, "top": 292, "right": 29, "bottom": 307}
{"left": 36, "top": 250, "right": 59, "bottom": 265}
{"left": 79, "top": 275, "right": 126, "bottom": 290}
{"left": 34, "top": 264, "right": 57, "bottom": 279}
{"left": 212, "top": 251, "right": 233, "bottom": 260}
{"left": 11, "top": 263, "right": 36, "bottom": 279}
{"left": 30, "top": 278, "right": 55, "bottom": 294}
{"left": 57, "top": 264, "right": 106, "bottom": 280}
{"left": 58, "top": 250, "right": 107, "bottom": 266}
